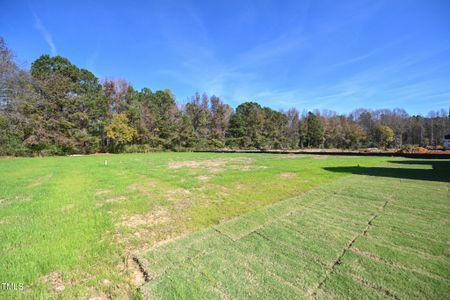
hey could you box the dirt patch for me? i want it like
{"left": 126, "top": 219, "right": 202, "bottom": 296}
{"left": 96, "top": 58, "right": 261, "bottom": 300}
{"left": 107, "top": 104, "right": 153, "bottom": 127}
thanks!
{"left": 280, "top": 172, "right": 297, "bottom": 178}
{"left": 168, "top": 157, "right": 254, "bottom": 170}
{"left": 121, "top": 207, "right": 169, "bottom": 228}
{"left": 42, "top": 272, "right": 65, "bottom": 293}
{"left": 396, "top": 146, "right": 428, "bottom": 154}
{"left": 28, "top": 174, "right": 52, "bottom": 188}
{"left": 197, "top": 175, "right": 210, "bottom": 181}
{"left": 127, "top": 255, "right": 149, "bottom": 286}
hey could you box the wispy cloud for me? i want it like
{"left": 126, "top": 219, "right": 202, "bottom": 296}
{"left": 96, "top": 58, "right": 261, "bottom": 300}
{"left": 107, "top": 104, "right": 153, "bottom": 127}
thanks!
{"left": 215, "top": 43, "right": 450, "bottom": 114}
{"left": 33, "top": 13, "right": 57, "bottom": 56}
{"left": 145, "top": 1, "right": 448, "bottom": 114}
{"left": 153, "top": 7, "right": 308, "bottom": 104}
{"left": 86, "top": 42, "right": 101, "bottom": 76}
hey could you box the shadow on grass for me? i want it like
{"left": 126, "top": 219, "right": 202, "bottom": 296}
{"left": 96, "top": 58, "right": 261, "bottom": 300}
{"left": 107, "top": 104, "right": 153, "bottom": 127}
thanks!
{"left": 323, "top": 160, "right": 450, "bottom": 183}
{"left": 388, "top": 160, "right": 450, "bottom": 169}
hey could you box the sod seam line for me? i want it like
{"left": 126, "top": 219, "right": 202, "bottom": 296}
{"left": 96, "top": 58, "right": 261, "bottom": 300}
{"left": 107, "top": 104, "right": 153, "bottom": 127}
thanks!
{"left": 280, "top": 217, "right": 357, "bottom": 237}
{"left": 212, "top": 228, "right": 235, "bottom": 242}
{"left": 242, "top": 222, "right": 331, "bottom": 267}
{"left": 385, "top": 203, "right": 450, "bottom": 217}
{"left": 371, "top": 223, "right": 450, "bottom": 244}
{"left": 343, "top": 271, "right": 401, "bottom": 300}
{"left": 275, "top": 219, "right": 357, "bottom": 255}
{"left": 363, "top": 235, "right": 450, "bottom": 262}
{"left": 215, "top": 197, "right": 321, "bottom": 241}
{"left": 350, "top": 247, "right": 450, "bottom": 285}
{"left": 214, "top": 196, "right": 318, "bottom": 241}
{"left": 301, "top": 207, "right": 369, "bottom": 227}
{"left": 370, "top": 223, "right": 448, "bottom": 245}
{"left": 251, "top": 229, "right": 330, "bottom": 269}
{"left": 311, "top": 197, "right": 390, "bottom": 298}
{"left": 211, "top": 170, "right": 371, "bottom": 241}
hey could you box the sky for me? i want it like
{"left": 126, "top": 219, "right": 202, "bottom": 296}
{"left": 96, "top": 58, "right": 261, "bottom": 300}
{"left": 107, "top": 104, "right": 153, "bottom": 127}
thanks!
{"left": 1, "top": 0, "right": 449, "bottom": 115}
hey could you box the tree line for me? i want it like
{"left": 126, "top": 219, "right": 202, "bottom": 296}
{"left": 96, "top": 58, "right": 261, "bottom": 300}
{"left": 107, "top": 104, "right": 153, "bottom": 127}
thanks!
{"left": 0, "top": 38, "right": 449, "bottom": 156}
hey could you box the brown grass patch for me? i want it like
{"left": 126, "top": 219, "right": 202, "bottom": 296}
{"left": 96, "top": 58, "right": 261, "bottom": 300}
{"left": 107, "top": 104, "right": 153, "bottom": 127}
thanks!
{"left": 166, "top": 188, "right": 194, "bottom": 210}
{"left": 42, "top": 272, "right": 65, "bottom": 293}
{"left": 168, "top": 157, "right": 254, "bottom": 170}
{"left": 280, "top": 172, "right": 297, "bottom": 178}
{"left": 28, "top": 174, "right": 52, "bottom": 188}
{"left": 121, "top": 207, "right": 170, "bottom": 228}
{"left": 197, "top": 175, "right": 210, "bottom": 181}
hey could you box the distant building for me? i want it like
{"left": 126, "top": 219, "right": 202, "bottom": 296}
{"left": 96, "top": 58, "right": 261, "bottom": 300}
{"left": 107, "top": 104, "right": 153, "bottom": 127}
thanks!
{"left": 444, "top": 134, "right": 450, "bottom": 150}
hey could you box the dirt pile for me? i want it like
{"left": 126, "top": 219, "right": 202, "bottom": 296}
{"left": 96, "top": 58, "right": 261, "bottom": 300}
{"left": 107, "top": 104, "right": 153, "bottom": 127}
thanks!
{"left": 396, "top": 146, "right": 428, "bottom": 154}
{"left": 414, "top": 147, "right": 429, "bottom": 153}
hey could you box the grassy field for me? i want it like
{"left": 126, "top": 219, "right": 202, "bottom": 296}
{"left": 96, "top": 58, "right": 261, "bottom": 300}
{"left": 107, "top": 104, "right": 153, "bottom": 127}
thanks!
{"left": 0, "top": 153, "right": 448, "bottom": 299}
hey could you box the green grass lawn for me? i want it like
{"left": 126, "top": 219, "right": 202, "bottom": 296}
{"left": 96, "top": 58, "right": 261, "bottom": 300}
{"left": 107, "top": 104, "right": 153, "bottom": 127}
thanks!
{"left": 0, "top": 153, "right": 448, "bottom": 299}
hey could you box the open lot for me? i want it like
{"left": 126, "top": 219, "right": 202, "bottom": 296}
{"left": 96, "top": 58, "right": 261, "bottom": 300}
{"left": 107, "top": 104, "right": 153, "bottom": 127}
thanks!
{"left": 0, "top": 153, "right": 448, "bottom": 299}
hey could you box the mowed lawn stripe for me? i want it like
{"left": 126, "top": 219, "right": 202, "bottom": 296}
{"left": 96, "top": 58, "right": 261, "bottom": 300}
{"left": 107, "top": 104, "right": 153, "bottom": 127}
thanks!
{"left": 141, "top": 160, "right": 450, "bottom": 299}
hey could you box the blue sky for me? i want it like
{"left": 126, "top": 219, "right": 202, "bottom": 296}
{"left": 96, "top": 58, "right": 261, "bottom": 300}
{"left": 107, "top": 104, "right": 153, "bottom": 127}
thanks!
{"left": 1, "top": 0, "right": 449, "bottom": 114}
